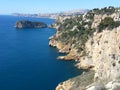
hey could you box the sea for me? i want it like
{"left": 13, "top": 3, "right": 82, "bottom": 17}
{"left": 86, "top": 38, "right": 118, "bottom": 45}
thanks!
{"left": 0, "top": 15, "right": 83, "bottom": 90}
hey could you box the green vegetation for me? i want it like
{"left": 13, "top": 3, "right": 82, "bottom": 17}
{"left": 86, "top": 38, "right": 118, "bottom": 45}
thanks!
{"left": 98, "top": 17, "right": 120, "bottom": 32}
{"left": 53, "top": 6, "right": 120, "bottom": 55}
{"left": 50, "top": 6, "right": 120, "bottom": 90}
{"left": 92, "top": 6, "right": 115, "bottom": 15}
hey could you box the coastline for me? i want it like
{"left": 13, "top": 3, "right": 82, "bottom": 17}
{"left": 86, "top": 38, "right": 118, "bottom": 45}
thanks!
{"left": 0, "top": 15, "right": 84, "bottom": 90}
{"left": 49, "top": 7, "right": 120, "bottom": 90}
{"left": 12, "top": 15, "right": 57, "bottom": 19}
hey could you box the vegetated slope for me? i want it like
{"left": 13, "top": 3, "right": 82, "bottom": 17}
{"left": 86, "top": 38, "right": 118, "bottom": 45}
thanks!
{"left": 49, "top": 6, "right": 120, "bottom": 90}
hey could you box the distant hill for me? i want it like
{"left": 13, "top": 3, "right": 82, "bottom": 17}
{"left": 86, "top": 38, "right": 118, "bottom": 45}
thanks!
{"left": 12, "top": 9, "right": 89, "bottom": 19}
{"left": 61, "top": 9, "right": 89, "bottom": 15}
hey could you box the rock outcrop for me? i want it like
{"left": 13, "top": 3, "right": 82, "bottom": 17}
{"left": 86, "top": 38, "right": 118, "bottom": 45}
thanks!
{"left": 56, "top": 71, "right": 95, "bottom": 90}
{"left": 15, "top": 20, "right": 47, "bottom": 29}
{"left": 84, "top": 27, "right": 120, "bottom": 90}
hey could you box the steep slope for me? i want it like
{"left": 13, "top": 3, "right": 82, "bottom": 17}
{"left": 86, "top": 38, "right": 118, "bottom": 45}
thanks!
{"left": 49, "top": 6, "right": 120, "bottom": 90}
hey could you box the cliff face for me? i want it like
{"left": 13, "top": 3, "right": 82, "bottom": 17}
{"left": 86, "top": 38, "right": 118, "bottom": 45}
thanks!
{"left": 49, "top": 7, "right": 120, "bottom": 90}
{"left": 85, "top": 27, "right": 120, "bottom": 81}
{"left": 15, "top": 20, "right": 47, "bottom": 29}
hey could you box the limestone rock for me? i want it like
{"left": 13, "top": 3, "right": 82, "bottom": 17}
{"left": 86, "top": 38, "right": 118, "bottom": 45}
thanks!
{"left": 86, "top": 27, "right": 120, "bottom": 80}
{"left": 56, "top": 80, "right": 74, "bottom": 90}
{"left": 50, "top": 7, "right": 120, "bottom": 90}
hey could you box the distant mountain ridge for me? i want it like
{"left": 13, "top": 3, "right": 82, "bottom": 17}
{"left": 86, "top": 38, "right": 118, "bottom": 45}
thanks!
{"left": 62, "top": 9, "right": 89, "bottom": 15}
{"left": 12, "top": 9, "right": 89, "bottom": 19}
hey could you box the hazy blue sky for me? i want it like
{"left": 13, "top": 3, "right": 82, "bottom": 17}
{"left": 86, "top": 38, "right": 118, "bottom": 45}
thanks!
{"left": 0, "top": 0, "right": 120, "bottom": 14}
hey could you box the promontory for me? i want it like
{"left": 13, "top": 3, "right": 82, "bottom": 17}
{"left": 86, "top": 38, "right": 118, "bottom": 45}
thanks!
{"left": 49, "top": 6, "right": 120, "bottom": 90}
{"left": 15, "top": 20, "right": 47, "bottom": 29}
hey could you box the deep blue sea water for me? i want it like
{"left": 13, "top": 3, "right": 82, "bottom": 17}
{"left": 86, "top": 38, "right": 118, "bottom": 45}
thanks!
{"left": 0, "top": 15, "right": 82, "bottom": 90}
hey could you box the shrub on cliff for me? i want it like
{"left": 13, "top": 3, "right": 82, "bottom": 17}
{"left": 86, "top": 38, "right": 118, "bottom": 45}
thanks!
{"left": 101, "top": 6, "right": 115, "bottom": 15}
{"left": 98, "top": 17, "right": 120, "bottom": 32}
{"left": 98, "top": 17, "right": 114, "bottom": 32}
{"left": 52, "top": 6, "right": 120, "bottom": 55}
{"left": 91, "top": 6, "right": 115, "bottom": 15}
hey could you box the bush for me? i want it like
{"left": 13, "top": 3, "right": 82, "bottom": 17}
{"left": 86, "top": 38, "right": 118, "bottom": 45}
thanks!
{"left": 98, "top": 17, "right": 120, "bottom": 32}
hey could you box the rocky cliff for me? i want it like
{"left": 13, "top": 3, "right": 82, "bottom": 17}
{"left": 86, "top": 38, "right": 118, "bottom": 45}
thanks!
{"left": 15, "top": 20, "right": 47, "bottom": 29}
{"left": 49, "top": 6, "right": 120, "bottom": 90}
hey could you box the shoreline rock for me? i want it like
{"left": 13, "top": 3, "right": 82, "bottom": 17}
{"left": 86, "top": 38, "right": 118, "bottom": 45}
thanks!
{"left": 56, "top": 71, "right": 95, "bottom": 90}
{"left": 49, "top": 6, "right": 120, "bottom": 90}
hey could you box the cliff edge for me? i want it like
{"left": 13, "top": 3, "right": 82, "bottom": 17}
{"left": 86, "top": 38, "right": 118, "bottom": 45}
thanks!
{"left": 49, "top": 6, "right": 120, "bottom": 90}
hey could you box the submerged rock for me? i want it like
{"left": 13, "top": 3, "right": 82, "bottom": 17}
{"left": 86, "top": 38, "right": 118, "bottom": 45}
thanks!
{"left": 15, "top": 20, "right": 47, "bottom": 29}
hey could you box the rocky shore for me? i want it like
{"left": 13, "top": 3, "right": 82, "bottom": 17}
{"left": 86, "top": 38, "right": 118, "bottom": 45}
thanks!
{"left": 56, "top": 71, "right": 95, "bottom": 90}
{"left": 15, "top": 20, "right": 47, "bottom": 29}
{"left": 49, "top": 7, "right": 120, "bottom": 90}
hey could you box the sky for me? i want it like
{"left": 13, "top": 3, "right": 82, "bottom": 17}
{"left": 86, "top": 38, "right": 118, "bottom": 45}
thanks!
{"left": 0, "top": 0, "right": 120, "bottom": 14}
